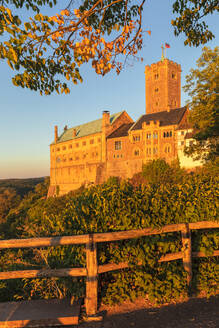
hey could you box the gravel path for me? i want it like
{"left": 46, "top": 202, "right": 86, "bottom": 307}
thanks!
{"left": 79, "top": 296, "right": 219, "bottom": 328}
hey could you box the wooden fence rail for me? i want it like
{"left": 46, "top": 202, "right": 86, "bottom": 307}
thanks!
{"left": 0, "top": 221, "right": 218, "bottom": 316}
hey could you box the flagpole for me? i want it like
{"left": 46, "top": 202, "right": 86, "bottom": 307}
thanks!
{"left": 161, "top": 44, "right": 164, "bottom": 61}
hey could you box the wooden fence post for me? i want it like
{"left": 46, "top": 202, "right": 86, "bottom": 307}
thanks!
{"left": 85, "top": 234, "right": 98, "bottom": 316}
{"left": 181, "top": 223, "right": 192, "bottom": 288}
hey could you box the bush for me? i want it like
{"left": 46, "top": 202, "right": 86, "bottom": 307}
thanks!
{"left": 0, "top": 171, "right": 218, "bottom": 304}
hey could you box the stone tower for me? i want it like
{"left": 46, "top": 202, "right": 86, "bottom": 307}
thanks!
{"left": 145, "top": 57, "right": 181, "bottom": 114}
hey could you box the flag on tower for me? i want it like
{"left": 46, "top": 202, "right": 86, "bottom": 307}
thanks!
{"left": 165, "top": 43, "right": 170, "bottom": 48}
{"left": 146, "top": 30, "right": 151, "bottom": 36}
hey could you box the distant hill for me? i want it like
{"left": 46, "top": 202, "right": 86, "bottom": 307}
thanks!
{"left": 0, "top": 177, "right": 47, "bottom": 197}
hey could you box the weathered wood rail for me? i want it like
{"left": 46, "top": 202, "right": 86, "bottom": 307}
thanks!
{"left": 0, "top": 221, "right": 218, "bottom": 316}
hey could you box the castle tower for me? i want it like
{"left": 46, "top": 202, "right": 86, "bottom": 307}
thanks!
{"left": 145, "top": 57, "right": 181, "bottom": 114}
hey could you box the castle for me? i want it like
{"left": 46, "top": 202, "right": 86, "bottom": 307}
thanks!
{"left": 48, "top": 57, "right": 200, "bottom": 196}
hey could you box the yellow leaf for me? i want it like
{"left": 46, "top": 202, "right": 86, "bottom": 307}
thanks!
{"left": 7, "top": 59, "right": 14, "bottom": 70}
{"left": 5, "top": 8, "right": 12, "bottom": 21}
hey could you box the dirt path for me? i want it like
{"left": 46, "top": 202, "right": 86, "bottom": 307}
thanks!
{"left": 80, "top": 296, "right": 219, "bottom": 328}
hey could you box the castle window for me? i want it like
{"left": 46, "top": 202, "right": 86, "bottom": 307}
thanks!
{"left": 181, "top": 131, "right": 184, "bottom": 136}
{"left": 90, "top": 139, "right": 94, "bottom": 144}
{"left": 181, "top": 141, "right": 184, "bottom": 146}
{"left": 115, "top": 141, "right": 122, "bottom": 150}
{"left": 75, "top": 156, "right": 79, "bottom": 160}
{"left": 156, "top": 101, "right": 159, "bottom": 106}
{"left": 163, "top": 132, "right": 166, "bottom": 138}
{"left": 133, "top": 135, "right": 140, "bottom": 142}
{"left": 134, "top": 149, "right": 140, "bottom": 156}
{"left": 154, "top": 73, "right": 159, "bottom": 80}
{"left": 172, "top": 72, "right": 176, "bottom": 79}
{"left": 76, "top": 143, "right": 79, "bottom": 147}
{"left": 164, "top": 145, "right": 171, "bottom": 153}
{"left": 62, "top": 146, "right": 66, "bottom": 150}
{"left": 153, "top": 132, "right": 158, "bottom": 139}
{"left": 166, "top": 132, "right": 169, "bottom": 137}
{"left": 155, "top": 88, "right": 159, "bottom": 93}
{"left": 82, "top": 141, "right": 86, "bottom": 146}
{"left": 117, "top": 154, "right": 120, "bottom": 158}
{"left": 68, "top": 145, "right": 72, "bottom": 149}
{"left": 63, "top": 158, "right": 66, "bottom": 162}
{"left": 170, "top": 131, "right": 172, "bottom": 137}
{"left": 146, "top": 133, "right": 151, "bottom": 140}
{"left": 69, "top": 157, "right": 73, "bottom": 161}
{"left": 98, "top": 138, "right": 101, "bottom": 143}
{"left": 121, "top": 154, "right": 123, "bottom": 158}
{"left": 146, "top": 147, "right": 151, "bottom": 155}
{"left": 153, "top": 147, "right": 158, "bottom": 154}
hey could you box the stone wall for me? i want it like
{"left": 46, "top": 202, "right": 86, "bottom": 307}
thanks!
{"left": 49, "top": 111, "right": 133, "bottom": 196}
{"left": 145, "top": 59, "right": 181, "bottom": 114}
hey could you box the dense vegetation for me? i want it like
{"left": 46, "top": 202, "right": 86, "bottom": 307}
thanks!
{"left": 0, "top": 177, "right": 46, "bottom": 222}
{"left": 0, "top": 162, "right": 218, "bottom": 305}
{"left": 0, "top": 177, "right": 45, "bottom": 197}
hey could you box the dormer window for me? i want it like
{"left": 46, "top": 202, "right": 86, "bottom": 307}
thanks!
{"left": 115, "top": 141, "right": 122, "bottom": 150}
{"left": 133, "top": 135, "right": 140, "bottom": 142}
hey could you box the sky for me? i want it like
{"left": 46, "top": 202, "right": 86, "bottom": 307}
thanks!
{"left": 0, "top": 0, "right": 218, "bottom": 179}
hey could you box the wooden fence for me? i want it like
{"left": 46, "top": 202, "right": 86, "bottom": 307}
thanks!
{"left": 0, "top": 221, "right": 218, "bottom": 316}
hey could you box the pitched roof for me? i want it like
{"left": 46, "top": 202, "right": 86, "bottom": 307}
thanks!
{"left": 176, "top": 122, "right": 192, "bottom": 130}
{"left": 55, "top": 111, "right": 124, "bottom": 144}
{"left": 131, "top": 107, "right": 187, "bottom": 131}
{"left": 107, "top": 123, "right": 134, "bottom": 139}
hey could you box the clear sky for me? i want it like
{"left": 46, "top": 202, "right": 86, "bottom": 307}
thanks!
{"left": 0, "top": 1, "right": 218, "bottom": 179}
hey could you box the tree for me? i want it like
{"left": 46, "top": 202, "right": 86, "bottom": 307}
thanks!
{"left": 0, "top": 1, "right": 218, "bottom": 95}
{"left": 141, "top": 159, "right": 186, "bottom": 185}
{"left": 183, "top": 46, "right": 219, "bottom": 162}
{"left": 0, "top": 187, "right": 21, "bottom": 222}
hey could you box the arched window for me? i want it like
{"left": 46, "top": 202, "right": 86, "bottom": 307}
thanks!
{"left": 164, "top": 145, "right": 171, "bottom": 153}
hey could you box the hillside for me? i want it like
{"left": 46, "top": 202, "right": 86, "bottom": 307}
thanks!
{"left": 0, "top": 177, "right": 46, "bottom": 197}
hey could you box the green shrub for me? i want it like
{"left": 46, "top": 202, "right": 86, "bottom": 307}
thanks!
{"left": 0, "top": 172, "right": 218, "bottom": 304}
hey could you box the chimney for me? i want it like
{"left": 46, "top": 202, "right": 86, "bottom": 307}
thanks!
{"left": 73, "top": 128, "right": 77, "bottom": 137}
{"left": 102, "top": 110, "right": 110, "bottom": 128}
{"left": 54, "top": 125, "right": 58, "bottom": 143}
